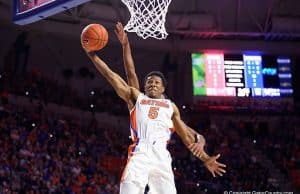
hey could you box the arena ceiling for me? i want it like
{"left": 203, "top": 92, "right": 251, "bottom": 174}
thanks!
{"left": 89, "top": 0, "right": 300, "bottom": 40}
{"left": 0, "top": 0, "right": 300, "bottom": 52}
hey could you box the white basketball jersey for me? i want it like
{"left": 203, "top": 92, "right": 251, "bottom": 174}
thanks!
{"left": 129, "top": 93, "right": 174, "bottom": 144}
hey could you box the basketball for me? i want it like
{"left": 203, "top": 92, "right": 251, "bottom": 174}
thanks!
{"left": 81, "top": 24, "right": 108, "bottom": 51}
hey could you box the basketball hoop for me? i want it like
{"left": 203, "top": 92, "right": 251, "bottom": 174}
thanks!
{"left": 121, "top": 0, "right": 172, "bottom": 39}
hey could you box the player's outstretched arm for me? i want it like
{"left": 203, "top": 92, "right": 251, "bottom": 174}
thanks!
{"left": 114, "top": 22, "right": 140, "bottom": 90}
{"left": 172, "top": 103, "right": 226, "bottom": 177}
{"left": 83, "top": 50, "right": 139, "bottom": 107}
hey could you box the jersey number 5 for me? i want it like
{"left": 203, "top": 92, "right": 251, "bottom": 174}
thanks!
{"left": 148, "top": 107, "right": 159, "bottom": 119}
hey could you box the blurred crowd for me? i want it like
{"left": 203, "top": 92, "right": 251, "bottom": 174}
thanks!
{"left": 0, "top": 97, "right": 299, "bottom": 193}
{"left": 169, "top": 117, "right": 281, "bottom": 193}
{"left": 193, "top": 98, "right": 295, "bottom": 114}
{"left": 253, "top": 117, "right": 300, "bottom": 189}
{"left": 1, "top": 68, "right": 296, "bottom": 117}
{"left": 0, "top": 101, "right": 129, "bottom": 193}
{"left": 1, "top": 69, "right": 128, "bottom": 116}
{"left": 0, "top": 67, "right": 299, "bottom": 193}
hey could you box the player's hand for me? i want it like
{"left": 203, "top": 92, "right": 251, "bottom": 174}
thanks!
{"left": 203, "top": 154, "right": 226, "bottom": 177}
{"left": 81, "top": 41, "right": 95, "bottom": 54}
{"left": 81, "top": 45, "right": 90, "bottom": 53}
{"left": 114, "top": 22, "right": 129, "bottom": 46}
{"left": 81, "top": 43, "right": 95, "bottom": 57}
{"left": 80, "top": 38, "right": 91, "bottom": 53}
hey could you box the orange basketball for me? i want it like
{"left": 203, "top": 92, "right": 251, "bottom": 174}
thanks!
{"left": 81, "top": 24, "right": 108, "bottom": 51}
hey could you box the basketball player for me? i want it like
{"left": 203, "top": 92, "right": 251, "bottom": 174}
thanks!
{"left": 114, "top": 21, "right": 205, "bottom": 137}
{"left": 115, "top": 22, "right": 218, "bottom": 193}
{"left": 82, "top": 36, "right": 226, "bottom": 194}
{"left": 114, "top": 21, "right": 222, "bottom": 172}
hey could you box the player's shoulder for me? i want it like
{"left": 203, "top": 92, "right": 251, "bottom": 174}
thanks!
{"left": 129, "top": 87, "right": 141, "bottom": 98}
{"left": 127, "top": 87, "right": 142, "bottom": 111}
{"left": 171, "top": 102, "right": 179, "bottom": 113}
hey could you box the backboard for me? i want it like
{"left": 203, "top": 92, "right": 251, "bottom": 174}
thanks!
{"left": 13, "top": 0, "right": 90, "bottom": 25}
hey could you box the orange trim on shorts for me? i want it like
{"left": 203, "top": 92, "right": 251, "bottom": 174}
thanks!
{"left": 121, "top": 107, "right": 138, "bottom": 182}
{"left": 167, "top": 127, "right": 175, "bottom": 144}
{"left": 120, "top": 142, "right": 137, "bottom": 182}
{"left": 169, "top": 127, "right": 175, "bottom": 132}
{"left": 130, "top": 107, "right": 137, "bottom": 130}
{"left": 130, "top": 107, "right": 138, "bottom": 142}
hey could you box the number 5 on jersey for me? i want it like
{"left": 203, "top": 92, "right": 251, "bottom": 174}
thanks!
{"left": 148, "top": 107, "right": 160, "bottom": 119}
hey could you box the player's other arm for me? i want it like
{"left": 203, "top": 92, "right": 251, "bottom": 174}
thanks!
{"left": 174, "top": 119, "right": 206, "bottom": 160}
{"left": 114, "top": 22, "right": 140, "bottom": 89}
{"left": 84, "top": 51, "right": 138, "bottom": 106}
{"left": 171, "top": 103, "right": 200, "bottom": 149}
{"left": 171, "top": 103, "right": 226, "bottom": 177}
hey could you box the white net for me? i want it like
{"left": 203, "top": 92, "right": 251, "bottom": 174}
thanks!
{"left": 121, "top": 0, "right": 172, "bottom": 39}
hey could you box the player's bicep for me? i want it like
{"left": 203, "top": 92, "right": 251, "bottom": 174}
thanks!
{"left": 172, "top": 104, "right": 194, "bottom": 146}
{"left": 172, "top": 105, "right": 187, "bottom": 137}
{"left": 88, "top": 53, "right": 137, "bottom": 104}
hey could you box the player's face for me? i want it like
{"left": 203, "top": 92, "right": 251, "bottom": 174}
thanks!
{"left": 144, "top": 75, "right": 165, "bottom": 99}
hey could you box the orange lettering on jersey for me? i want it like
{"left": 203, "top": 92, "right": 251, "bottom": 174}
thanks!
{"left": 141, "top": 99, "right": 169, "bottom": 108}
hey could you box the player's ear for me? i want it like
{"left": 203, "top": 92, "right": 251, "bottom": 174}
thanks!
{"left": 161, "top": 86, "right": 165, "bottom": 93}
